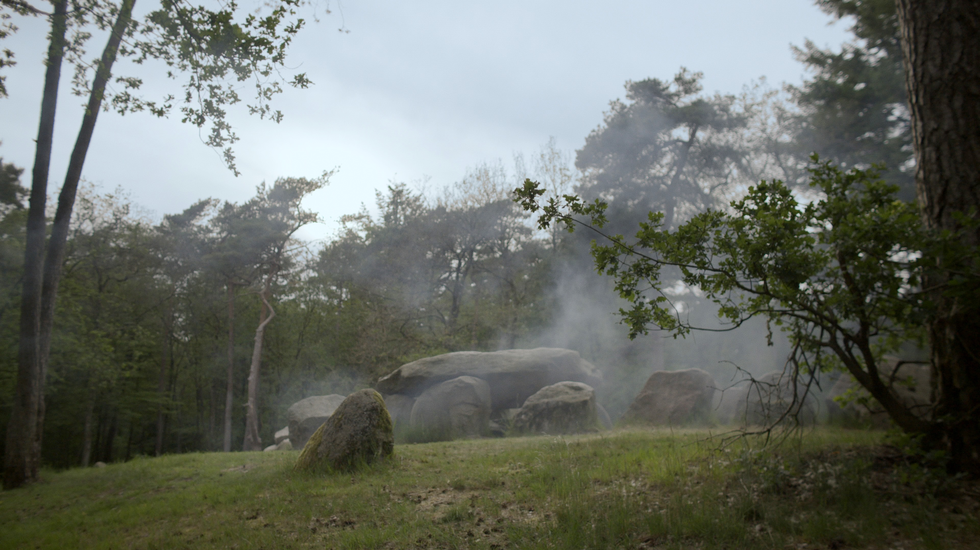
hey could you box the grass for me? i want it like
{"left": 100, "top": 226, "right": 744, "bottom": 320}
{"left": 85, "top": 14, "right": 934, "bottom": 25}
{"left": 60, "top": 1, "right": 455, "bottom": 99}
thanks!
{"left": 1, "top": 428, "right": 977, "bottom": 549}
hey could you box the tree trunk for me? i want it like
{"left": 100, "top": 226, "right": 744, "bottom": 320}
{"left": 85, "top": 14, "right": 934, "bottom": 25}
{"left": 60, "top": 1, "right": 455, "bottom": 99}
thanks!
{"left": 80, "top": 397, "right": 95, "bottom": 468}
{"left": 155, "top": 305, "right": 172, "bottom": 456}
{"left": 896, "top": 0, "right": 980, "bottom": 472}
{"left": 243, "top": 271, "right": 277, "bottom": 451}
{"left": 3, "top": 0, "right": 68, "bottom": 491}
{"left": 224, "top": 282, "right": 236, "bottom": 452}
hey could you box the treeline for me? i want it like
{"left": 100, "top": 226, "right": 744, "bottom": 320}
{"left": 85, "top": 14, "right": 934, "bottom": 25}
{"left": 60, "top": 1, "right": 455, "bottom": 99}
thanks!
{"left": 0, "top": 0, "right": 910, "bottom": 468}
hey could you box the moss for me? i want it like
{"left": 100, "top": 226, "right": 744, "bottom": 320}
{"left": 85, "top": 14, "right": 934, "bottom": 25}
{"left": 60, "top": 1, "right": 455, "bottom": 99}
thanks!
{"left": 294, "top": 421, "right": 329, "bottom": 471}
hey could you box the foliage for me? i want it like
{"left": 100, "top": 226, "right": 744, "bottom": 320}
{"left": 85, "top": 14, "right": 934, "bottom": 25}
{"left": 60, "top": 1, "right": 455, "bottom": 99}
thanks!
{"left": 789, "top": 0, "right": 913, "bottom": 199}
{"left": 516, "top": 157, "right": 974, "bottom": 434}
{"left": 575, "top": 69, "right": 751, "bottom": 233}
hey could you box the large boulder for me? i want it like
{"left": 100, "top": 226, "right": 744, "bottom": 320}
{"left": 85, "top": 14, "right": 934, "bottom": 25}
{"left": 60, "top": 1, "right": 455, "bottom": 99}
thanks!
{"left": 287, "top": 394, "right": 346, "bottom": 449}
{"left": 376, "top": 348, "right": 603, "bottom": 412}
{"left": 295, "top": 389, "right": 394, "bottom": 472}
{"left": 735, "top": 371, "right": 819, "bottom": 426}
{"left": 274, "top": 426, "right": 289, "bottom": 445}
{"left": 512, "top": 381, "right": 600, "bottom": 435}
{"left": 384, "top": 394, "right": 416, "bottom": 429}
{"left": 410, "top": 376, "right": 491, "bottom": 441}
{"left": 826, "top": 358, "right": 932, "bottom": 428}
{"left": 621, "top": 369, "right": 716, "bottom": 426}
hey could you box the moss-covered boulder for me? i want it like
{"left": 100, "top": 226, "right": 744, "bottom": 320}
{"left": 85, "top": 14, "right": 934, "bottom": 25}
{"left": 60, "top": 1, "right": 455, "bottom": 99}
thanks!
{"left": 295, "top": 389, "right": 394, "bottom": 472}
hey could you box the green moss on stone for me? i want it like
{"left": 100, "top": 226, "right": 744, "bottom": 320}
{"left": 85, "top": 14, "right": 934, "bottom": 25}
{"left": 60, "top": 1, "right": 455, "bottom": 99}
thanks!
{"left": 294, "top": 421, "right": 328, "bottom": 471}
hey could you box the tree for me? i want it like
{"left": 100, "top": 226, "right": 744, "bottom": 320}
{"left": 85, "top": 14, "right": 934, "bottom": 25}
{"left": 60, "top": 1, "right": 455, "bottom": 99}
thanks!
{"left": 516, "top": 154, "right": 978, "bottom": 469}
{"left": 790, "top": 0, "right": 914, "bottom": 199}
{"left": 239, "top": 175, "right": 327, "bottom": 452}
{"left": 4, "top": 0, "right": 317, "bottom": 488}
{"left": 895, "top": 0, "right": 980, "bottom": 472}
{"left": 575, "top": 69, "right": 749, "bottom": 233}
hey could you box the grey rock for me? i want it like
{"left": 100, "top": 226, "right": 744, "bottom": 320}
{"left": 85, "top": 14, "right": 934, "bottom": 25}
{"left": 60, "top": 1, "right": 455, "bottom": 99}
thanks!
{"left": 383, "top": 393, "right": 416, "bottom": 429}
{"left": 287, "top": 394, "right": 346, "bottom": 449}
{"left": 410, "top": 376, "right": 491, "bottom": 441}
{"left": 597, "top": 403, "right": 613, "bottom": 429}
{"left": 274, "top": 426, "right": 290, "bottom": 445}
{"left": 376, "top": 348, "right": 603, "bottom": 412}
{"left": 512, "top": 381, "right": 599, "bottom": 435}
{"left": 263, "top": 443, "right": 278, "bottom": 452}
{"left": 295, "top": 389, "right": 394, "bottom": 472}
{"left": 622, "top": 369, "right": 716, "bottom": 426}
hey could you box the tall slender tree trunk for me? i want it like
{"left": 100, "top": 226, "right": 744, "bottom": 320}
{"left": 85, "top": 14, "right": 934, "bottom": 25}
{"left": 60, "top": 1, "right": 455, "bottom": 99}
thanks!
{"left": 155, "top": 302, "right": 172, "bottom": 456}
{"left": 224, "top": 282, "right": 236, "bottom": 452}
{"left": 243, "top": 271, "right": 277, "bottom": 451}
{"left": 5, "top": 0, "right": 136, "bottom": 489}
{"left": 80, "top": 396, "right": 95, "bottom": 467}
{"left": 896, "top": 0, "right": 980, "bottom": 472}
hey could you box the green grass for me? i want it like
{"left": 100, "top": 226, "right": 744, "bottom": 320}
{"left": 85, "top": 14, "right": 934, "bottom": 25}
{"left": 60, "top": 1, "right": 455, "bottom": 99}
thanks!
{"left": 1, "top": 428, "right": 977, "bottom": 549}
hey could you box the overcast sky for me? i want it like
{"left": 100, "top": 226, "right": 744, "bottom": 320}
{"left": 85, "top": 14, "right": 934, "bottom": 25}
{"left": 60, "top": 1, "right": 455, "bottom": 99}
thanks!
{"left": 0, "top": 0, "right": 851, "bottom": 241}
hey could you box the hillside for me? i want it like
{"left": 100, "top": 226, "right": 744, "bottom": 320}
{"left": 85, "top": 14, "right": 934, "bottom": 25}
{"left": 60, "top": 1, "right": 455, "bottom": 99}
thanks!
{"left": 1, "top": 429, "right": 976, "bottom": 549}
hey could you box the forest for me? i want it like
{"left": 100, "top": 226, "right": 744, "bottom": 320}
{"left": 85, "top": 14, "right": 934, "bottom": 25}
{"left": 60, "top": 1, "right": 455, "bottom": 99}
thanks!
{"left": 0, "top": 0, "right": 975, "bottom": 478}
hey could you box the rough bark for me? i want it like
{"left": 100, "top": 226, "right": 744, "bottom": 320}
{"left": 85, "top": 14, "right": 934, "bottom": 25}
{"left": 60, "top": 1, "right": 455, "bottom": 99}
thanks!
{"left": 4, "top": 0, "right": 67, "bottom": 491}
{"left": 155, "top": 305, "right": 172, "bottom": 457}
{"left": 223, "top": 282, "right": 235, "bottom": 452}
{"left": 243, "top": 271, "right": 277, "bottom": 451}
{"left": 3, "top": 0, "right": 136, "bottom": 489}
{"left": 896, "top": 0, "right": 980, "bottom": 471}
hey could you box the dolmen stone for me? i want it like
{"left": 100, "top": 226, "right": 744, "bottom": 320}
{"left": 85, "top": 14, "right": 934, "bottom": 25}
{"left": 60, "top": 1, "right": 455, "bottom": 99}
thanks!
{"left": 622, "top": 368, "right": 716, "bottom": 426}
{"left": 287, "top": 394, "right": 346, "bottom": 449}
{"left": 735, "top": 371, "right": 818, "bottom": 426}
{"left": 265, "top": 431, "right": 294, "bottom": 451}
{"left": 825, "top": 357, "right": 931, "bottom": 429}
{"left": 295, "top": 389, "right": 394, "bottom": 472}
{"left": 377, "top": 348, "right": 603, "bottom": 413}
{"left": 409, "top": 376, "right": 491, "bottom": 441}
{"left": 512, "top": 381, "right": 600, "bottom": 435}
{"left": 383, "top": 393, "right": 416, "bottom": 429}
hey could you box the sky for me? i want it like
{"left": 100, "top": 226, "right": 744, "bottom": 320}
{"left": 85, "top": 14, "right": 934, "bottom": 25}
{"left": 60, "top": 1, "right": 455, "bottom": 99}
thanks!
{"left": 0, "top": 0, "right": 852, "bottom": 242}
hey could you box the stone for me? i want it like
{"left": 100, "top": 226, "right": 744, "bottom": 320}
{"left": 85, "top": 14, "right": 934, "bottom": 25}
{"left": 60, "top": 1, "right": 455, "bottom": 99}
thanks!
{"left": 512, "top": 381, "right": 600, "bottom": 435}
{"left": 735, "top": 371, "right": 819, "bottom": 426}
{"left": 94, "top": 461, "right": 106, "bottom": 468}
{"left": 295, "top": 389, "right": 394, "bottom": 472}
{"left": 274, "top": 426, "right": 289, "bottom": 445}
{"left": 410, "top": 376, "right": 491, "bottom": 441}
{"left": 825, "top": 357, "right": 932, "bottom": 429}
{"left": 383, "top": 393, "right": 416, "bottom": 429}
{"left": 376, "top": 348, "right": 603, "bottom": 413}
{"left": 597, "top": 403, "right": 613, "bottom": 429}
{"left": 714, "top": 384, "right": 751, "bottom": 425}
{"left": 287, "top": 394, "right": 346, "bottom": 449}
{"left": 622, "top": 369, "right": 716, "bottom": 426}
{"left": 264, "top": 438, "right": 293, "bottom": 452}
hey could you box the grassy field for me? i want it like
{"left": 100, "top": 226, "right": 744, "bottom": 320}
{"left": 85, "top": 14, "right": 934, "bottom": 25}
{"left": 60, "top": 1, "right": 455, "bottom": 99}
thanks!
{"left": 0, "top": 428, "right": 977, "bottom": 549}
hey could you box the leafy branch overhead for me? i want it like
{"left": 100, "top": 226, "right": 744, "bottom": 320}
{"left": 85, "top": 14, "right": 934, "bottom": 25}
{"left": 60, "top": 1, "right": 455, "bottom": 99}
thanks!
{"left": 37, "top": 0, "right": 316, "bottom": 174}
{"left": 516, "top": 157, "right": 978, "bottom": 435}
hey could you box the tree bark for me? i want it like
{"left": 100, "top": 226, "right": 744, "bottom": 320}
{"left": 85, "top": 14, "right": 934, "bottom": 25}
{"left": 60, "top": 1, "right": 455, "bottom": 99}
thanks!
{"left": 3, "top": 0, "right": 136, "bottom": 489}
{"left": 896, "top": 0, "right": 980, "bottom": 471}
{"left": 223, "top": 282, "right": 236, "bottom": 452}
{"left": 3, "top": 0, "right": 68, "bottom": 491}
{"left": 155, "top": 301, "right": 172, "bottom": 456}
{"left": 243, "top": 271, "right": 277, "bottom": 451}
